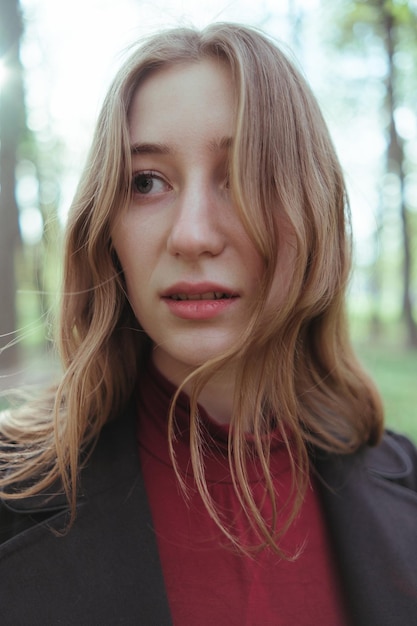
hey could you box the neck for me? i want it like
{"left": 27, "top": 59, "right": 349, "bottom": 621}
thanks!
{"left": 189, "top": 372, "right": 235, "bottom": 425}
{"left": 151, "top": 353, "right": 236, "bottom": 425}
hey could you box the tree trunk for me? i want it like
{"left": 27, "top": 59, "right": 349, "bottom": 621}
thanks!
{"left": 0, "top": 0, "right": 24, "bottom": 369}
{"left": 383, "top": 6, "right": 417, "bottom": 348}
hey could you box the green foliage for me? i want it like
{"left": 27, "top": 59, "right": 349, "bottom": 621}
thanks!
{"left": 353, "top": 329, "right": 417, "bottom": 443}
{"left": 323, "top": 0, "right": 417, "bottom": 347}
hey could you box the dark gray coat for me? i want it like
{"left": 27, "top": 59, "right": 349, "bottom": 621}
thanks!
{"left": 1, "top": 408, "right": 417, "bottom": 625}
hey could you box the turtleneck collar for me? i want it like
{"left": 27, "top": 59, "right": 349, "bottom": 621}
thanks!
{"left": 136, "top": 361, "right": 291, "bottom": 484}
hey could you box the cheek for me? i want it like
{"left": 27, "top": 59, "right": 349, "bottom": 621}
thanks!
{"left": 113, "top": 210, "right": 151, "bottom": 265}
{"left": 112, "top": 227, "right": 146, "bottom": 301}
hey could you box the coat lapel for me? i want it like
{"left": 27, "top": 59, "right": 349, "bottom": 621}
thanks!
{"left": 3, "top": 404, "right": 417, "bottom": 626}
{"left": 0, "top": 406, "right": 172, "bottom": 626}
{"left": 314, "top": 434, "right": 417, "bottom": 626}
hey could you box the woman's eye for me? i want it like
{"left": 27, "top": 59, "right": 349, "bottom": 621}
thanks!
{"left": 132, "top": 172, "right": 168, "bottom": 196}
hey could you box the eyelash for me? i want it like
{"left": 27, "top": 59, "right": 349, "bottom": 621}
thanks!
{"left": 131, "top": 169, "right": 231, "bottom": 198}
{"left": 131, "top": 170, "right": 168, "bottom": 196}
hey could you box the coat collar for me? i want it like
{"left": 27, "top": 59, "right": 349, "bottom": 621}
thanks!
{"left": 2, "top": 404, "right": 140, "bottom": 514}
{"left": 1, "top": 403, "right": 173, "bottom": 625}
{"left": 3, "top": 408, "right": 417, "bottom": 626}
{"left": 6, "top": 409, "right": 414, "bottom": 514}
{"left": 312, "top": 432, "right": 417, "bottom": 626}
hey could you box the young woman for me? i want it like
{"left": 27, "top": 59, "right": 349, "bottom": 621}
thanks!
{"left": 1, "top": 23, "right": 416, "bottom": 626}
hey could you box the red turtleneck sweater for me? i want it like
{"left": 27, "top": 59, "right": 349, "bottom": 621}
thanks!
{"left": 137, "top": 364, "right": 348, "bottom": 625}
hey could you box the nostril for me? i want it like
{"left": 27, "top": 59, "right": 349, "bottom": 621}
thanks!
{"left": 167, "top": 213, "right": 225, "bottom": 259}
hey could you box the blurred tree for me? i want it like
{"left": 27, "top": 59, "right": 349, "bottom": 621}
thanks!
{"left": 0, "top": 0, "right": 25, "bottom": 368}
{"left": 332, "top": 0, "right": 417, "bottom": 348}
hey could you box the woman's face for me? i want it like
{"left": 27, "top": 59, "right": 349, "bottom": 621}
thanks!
{"left": 112, "top": 59, "right": 295, "bottom": 387}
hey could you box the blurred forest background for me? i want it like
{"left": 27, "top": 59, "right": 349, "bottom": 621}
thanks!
{"left": 0, "top": 0, "right": 416, "bottom": 439}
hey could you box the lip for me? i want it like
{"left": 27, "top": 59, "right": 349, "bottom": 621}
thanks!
{"left": 161, "top": 282, "right": 239, "bottom": 320}
{"left": 162, "top": 282, "right": 238, "bottom": 298}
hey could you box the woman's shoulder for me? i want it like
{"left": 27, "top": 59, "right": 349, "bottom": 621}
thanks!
{"left": 313, "top": 428, "right": 417, "bottom": 495}
{"left": 0, "top": 404, "right": 138, "bottom": 544}
{"left": 364, "top": 430, "right": 417, "bottom": 488}
{"left": 313, "top": 430, "right": 417, "bottom": 624}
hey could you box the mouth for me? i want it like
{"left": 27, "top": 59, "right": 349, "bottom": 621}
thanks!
{"left": 162, "top": 285, "right": 239, "bottom": 319}
{"left": 168, "top": 292, "right": 235, "bottom": 301}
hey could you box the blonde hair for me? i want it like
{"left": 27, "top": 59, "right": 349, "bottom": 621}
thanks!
{"left": 0, "top": 23, "right": 383, "bottom": 553}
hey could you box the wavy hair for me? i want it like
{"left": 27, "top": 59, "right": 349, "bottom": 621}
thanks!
{"left": 0, "top": 23, "right": 383, "bottom": 553}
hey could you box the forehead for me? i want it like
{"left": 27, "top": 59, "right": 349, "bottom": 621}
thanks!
{"left": 128, "top": 59, "right": 236, "bottom": 147}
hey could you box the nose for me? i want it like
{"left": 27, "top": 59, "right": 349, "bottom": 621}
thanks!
{"left": 167, "top": 181, "right": 227, "bottom": 260}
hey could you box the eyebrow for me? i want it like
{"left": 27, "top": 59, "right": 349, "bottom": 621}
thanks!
{"left": 130, "top": 136, "right": 233, "bottom": 156}
{"left": 130, "top": 142, "right": 171, "bottom": 155}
